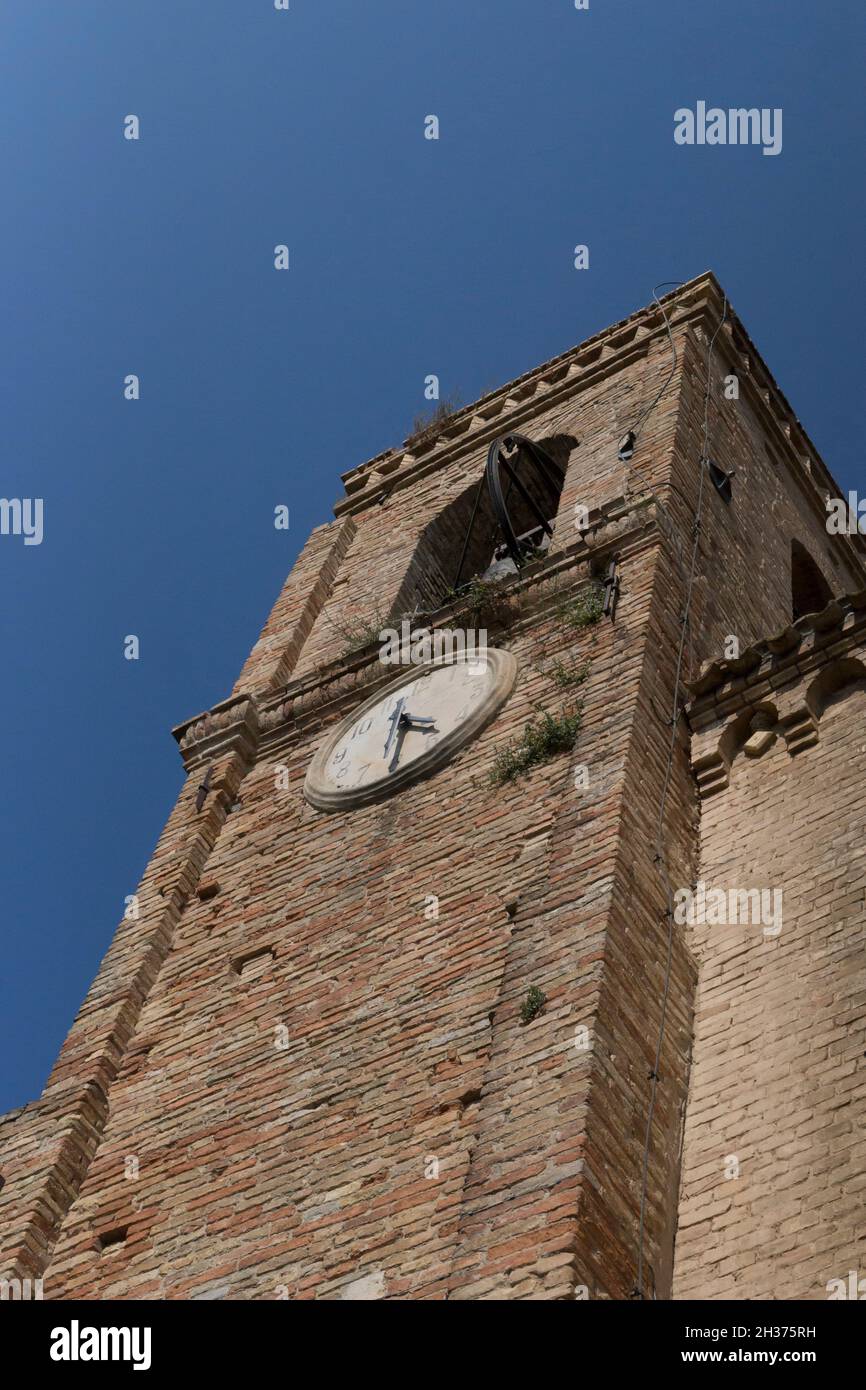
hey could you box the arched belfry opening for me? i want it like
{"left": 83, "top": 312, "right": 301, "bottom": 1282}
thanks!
{"left": 392, "top": 433, "right": 575, "bottom": 618}
{"left": 791, "top": 539, "right": 832, "bottom": 621}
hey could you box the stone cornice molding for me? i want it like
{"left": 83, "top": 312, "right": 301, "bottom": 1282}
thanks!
{"left": 172, "top": 694, "right": 261, "bottom": 773}
{"left": 687, "top": 590, "right": 866, "bottom": 722}
{"left": 687, "top": 591, "right": 866, "bottom": 798}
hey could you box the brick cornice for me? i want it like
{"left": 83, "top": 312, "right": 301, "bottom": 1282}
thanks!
{"left": 687, "top": 591, "right": 866, "bottom": 799}
{"left": 334, "top": 284, "right": 709, "bottom": 518}
{"left": 687, "top": 589, "right": 866, "bottom": 727}
{"left": 172, "top": 493, "right": 669, "bottom": 761}
{"left": 172, "top": 693, "right": 260, "bottom": 773}
{"left": 331, "top": 274, "right": 864, "bottom": 584}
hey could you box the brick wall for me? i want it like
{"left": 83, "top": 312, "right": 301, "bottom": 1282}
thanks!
{"left": 674, "top": 648, "right": 866, "bottom": 1299}
{"left": 30, "top": 599, "right": 602, "bottom": 1296}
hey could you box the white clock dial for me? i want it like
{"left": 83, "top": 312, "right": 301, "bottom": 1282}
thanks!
{"left": 304, "top": 649, "right": 517, "bottom": 811}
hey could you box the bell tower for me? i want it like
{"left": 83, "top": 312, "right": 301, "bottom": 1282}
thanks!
{"left": 2, "top": 273, "right": 864, "bottom": 1300}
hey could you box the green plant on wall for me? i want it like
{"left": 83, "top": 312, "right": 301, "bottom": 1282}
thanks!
{"left": 489, "top": 609, "right": 597, "bottom": 786}
{"left": 488, "top": 704, "right": 583, "bottom": 786}
{"left": 557, "top": 581, "right": 604, "bottom": 630}
{"left": 443, "top": 574, "right": 517, "bottom": 631}
{"left": 543, "top": 658, "right": 589, "bottom": 692}
{"left": 520, "top": 986, "right": 547, "bottom": 1025}
{"left": 407, "top": 393, "right": 463, "bottom": 448}
{"left": 328, "top": 602, "right": 389, "bottom": 657}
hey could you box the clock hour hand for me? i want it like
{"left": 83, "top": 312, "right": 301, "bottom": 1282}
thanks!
{"left": 401, "top": 711, "right": 436, "bottom": 729}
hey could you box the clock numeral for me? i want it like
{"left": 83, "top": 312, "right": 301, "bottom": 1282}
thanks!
{"left": 332, "top": 748, "right": 348, "bottom": 764}
{"left": 352, "top": 718, "right": 374, "bottom": 739}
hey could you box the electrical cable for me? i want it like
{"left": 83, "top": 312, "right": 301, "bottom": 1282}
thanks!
{"left": 629, "top": 282, "right": 686, "bottom": 443}
{"left": 622, "top": 283, "right": 691, "bottom": 577}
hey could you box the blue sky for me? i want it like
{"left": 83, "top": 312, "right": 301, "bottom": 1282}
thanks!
{"left": 1, "top": 0, "right": 864, "bottom": 1113}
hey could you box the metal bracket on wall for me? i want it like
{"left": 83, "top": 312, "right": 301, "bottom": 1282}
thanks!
{"left": 602, "top": 555, "right": 621, "bottom": 619}
{"left": 195, "top": 765, "right": 214, "bottom": 813}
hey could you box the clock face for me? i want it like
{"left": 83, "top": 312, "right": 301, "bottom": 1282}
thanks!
{"left": 304, "top": 648, "right": 517, "bottom": 811}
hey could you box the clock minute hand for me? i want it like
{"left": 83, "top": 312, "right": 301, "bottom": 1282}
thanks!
{"left": 387, "top": 710, "right": 438, "bottom": 773}
{"left": 383, "top": 697, "right": 405, "bottom": 760}
{"left": 388, "top": 719, "right": 409, "bottom": 773}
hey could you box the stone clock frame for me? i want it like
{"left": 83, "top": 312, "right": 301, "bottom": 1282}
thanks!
{"left": 303, "top": 647, "right": 518, "bottom": 812}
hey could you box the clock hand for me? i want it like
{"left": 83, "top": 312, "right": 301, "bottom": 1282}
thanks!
{"left": 383, "top": 697, "right": 405, "bottom": 760}
{"left": 387, "top": 710, "right": 440, "bottom": 773}
{"left": 389, "top": 712, "right": 436, "bottom": 770}
{"left": 388, "top": 719, "right": 408, "bottom": 773}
